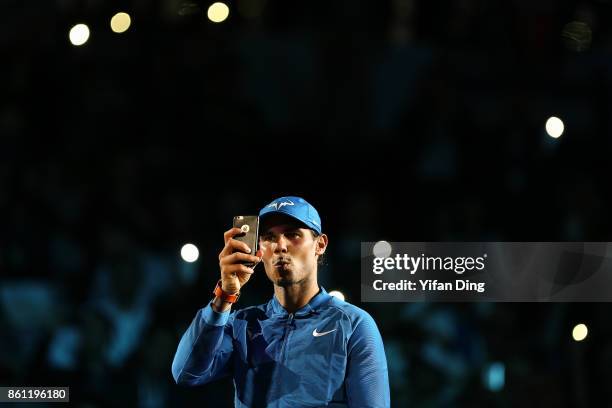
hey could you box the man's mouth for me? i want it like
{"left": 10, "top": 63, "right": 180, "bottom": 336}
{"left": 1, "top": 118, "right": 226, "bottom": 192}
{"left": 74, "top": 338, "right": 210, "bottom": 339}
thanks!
{"left": 274, "top": 259, "right": 291, "bottom": 267}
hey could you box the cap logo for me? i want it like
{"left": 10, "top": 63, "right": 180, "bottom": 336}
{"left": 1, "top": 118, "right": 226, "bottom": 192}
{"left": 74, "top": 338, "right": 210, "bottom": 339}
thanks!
{"left": 266, "top": 199, "right": 295, "bottom": 211}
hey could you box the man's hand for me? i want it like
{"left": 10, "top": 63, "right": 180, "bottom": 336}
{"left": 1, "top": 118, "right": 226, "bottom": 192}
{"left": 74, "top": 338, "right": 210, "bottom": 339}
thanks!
{"left": 214, "top": 227, "right": 263, "bottom": 311}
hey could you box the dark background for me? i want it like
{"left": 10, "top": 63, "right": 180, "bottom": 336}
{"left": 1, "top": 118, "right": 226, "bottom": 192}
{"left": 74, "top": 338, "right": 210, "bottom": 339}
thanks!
{"left": 2, "top": 0, "right": 612, "bottom": 406}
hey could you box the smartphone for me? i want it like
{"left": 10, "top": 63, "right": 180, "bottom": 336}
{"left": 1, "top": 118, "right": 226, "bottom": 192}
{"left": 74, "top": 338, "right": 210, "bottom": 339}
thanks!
{"left": 232, "top": 215, "right": 259, "bottom": 267}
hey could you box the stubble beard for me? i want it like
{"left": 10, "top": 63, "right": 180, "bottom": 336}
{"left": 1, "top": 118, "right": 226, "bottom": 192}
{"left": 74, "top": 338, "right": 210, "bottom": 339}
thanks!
{"left": 275, "top": 276, "right": 307, "bottom": 288}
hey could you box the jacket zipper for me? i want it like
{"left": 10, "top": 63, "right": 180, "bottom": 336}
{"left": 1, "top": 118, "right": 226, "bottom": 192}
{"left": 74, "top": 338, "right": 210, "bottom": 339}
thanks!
{"left": 279, "top": 313, "right": 294, "bottom": 362}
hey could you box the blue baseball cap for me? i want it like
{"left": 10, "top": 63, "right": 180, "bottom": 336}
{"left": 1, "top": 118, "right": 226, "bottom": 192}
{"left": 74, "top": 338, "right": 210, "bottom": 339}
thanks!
{"left": 259, "top": 196, "right": 322, "bottom": 234}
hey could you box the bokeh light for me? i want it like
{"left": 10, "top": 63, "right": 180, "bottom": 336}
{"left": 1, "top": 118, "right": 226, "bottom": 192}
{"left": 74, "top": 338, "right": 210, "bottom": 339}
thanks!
{"left": 328, "top": 290, "right": 345, "bottom": 301}
{"left": 69, "top": 24, "right": 90, "bottom": 46}
{"left": 111, "top": 12, "right": 132, "bottom": 34}
{"left": 572, "top": 323, "right": 588, "bottom": 341}
{"left": 483, "top": 362, "right": 505, "bottom": 392}
{"left": 373, "top": 240, "right": 392, "bottom": 258}
{"left": 180, "top": 243, "right": 200, "bottom": 263}
{"left": 545, "top": 116, "right": 564, "bottom": 138}
{"left": 207, "top": 2, "right": 230, "bottom": 23}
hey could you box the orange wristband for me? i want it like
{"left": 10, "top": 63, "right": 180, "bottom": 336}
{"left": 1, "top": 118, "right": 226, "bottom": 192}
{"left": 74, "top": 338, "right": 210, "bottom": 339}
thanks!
{"left": 213, "top": 280, "right": 240, "bottom": 303}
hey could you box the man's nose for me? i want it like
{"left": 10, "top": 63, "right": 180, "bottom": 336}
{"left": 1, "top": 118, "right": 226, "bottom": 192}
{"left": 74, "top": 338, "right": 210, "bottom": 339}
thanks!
{"left": 273, "top": 235, "right": 288, "bottom": 253}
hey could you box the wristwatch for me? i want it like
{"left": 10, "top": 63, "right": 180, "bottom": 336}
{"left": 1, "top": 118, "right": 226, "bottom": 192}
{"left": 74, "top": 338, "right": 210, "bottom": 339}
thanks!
{"left": 213, "top": 280, "right": 240, "bottom": 303}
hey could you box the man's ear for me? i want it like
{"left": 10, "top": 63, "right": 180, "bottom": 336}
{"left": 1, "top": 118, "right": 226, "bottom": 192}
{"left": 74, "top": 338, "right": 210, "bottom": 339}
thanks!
{"left": 315, "top": 234, "right": 328, "bottom": 256}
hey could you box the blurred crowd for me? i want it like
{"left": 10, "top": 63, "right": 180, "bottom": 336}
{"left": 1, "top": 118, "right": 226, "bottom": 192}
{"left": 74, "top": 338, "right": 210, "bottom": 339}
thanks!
{"left": 3, "top": 0, "right": 612, "bottom": 406}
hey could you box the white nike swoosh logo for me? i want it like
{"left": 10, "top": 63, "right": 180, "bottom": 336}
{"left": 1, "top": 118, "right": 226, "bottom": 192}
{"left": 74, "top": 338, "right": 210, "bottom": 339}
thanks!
{"left": 312, "top": 328, "right": 337, "bottom": 337}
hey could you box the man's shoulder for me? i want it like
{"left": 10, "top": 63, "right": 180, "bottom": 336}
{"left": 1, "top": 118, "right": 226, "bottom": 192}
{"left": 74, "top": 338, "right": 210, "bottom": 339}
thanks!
{"left": 324, "top": 296, "right": 376, "bottom": 325}
{"left": 325, "top": 297, "right": 384, "bottom": 344}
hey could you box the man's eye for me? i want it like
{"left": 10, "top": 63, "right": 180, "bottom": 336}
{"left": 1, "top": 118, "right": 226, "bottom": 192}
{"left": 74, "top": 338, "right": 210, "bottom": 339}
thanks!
{"left": 287, "top": 232, "right": 300, "bottom": 238}
{"left": 260, "top": 234, "right": 273, "bottom": 241}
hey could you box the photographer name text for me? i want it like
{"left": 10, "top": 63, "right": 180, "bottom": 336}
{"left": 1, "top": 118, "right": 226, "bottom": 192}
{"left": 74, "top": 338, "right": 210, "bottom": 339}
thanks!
{"left": 373, "top": 279, "right": 485, "bottom": 293}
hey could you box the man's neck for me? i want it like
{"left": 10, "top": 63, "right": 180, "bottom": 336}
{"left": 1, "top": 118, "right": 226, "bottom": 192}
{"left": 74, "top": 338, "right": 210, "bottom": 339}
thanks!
{"left": 274, "top": 278, "right": 320, "bottom": 314}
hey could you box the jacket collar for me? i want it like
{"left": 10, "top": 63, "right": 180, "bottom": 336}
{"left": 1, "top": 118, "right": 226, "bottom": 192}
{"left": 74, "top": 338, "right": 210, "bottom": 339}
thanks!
{"left": 267, "top": 286, "right": 331, "bottom": 317}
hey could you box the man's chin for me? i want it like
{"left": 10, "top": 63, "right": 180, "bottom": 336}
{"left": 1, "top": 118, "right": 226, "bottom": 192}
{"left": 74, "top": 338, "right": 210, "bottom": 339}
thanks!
{"left": 274, "top": 277, "right": 305, "bottom": 287}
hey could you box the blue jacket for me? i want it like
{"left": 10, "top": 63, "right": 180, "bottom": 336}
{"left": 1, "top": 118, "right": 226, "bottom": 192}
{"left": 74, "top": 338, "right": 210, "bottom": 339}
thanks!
{"left": 172, "top": 287, "right": 390, "bottom": 407}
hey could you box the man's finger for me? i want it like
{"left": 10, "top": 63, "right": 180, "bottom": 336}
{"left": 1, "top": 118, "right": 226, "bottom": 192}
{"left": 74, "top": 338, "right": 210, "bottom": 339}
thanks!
{"left": 223, "top": 227, "right": 244, "bottom": 244}
{"left": 219, "top": 238, "right": 252, "bottom": 260}
{"left": 222, "top": 263, "right": 255, "bottom": 278}
{"left": 220, "top": 252, "right": 261, "bottom": 266}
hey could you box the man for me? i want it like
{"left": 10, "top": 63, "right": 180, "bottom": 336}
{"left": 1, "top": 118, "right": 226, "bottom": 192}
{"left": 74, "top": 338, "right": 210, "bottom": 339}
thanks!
{"left": 172, "top": 196, "right": 390, "bottom": 407}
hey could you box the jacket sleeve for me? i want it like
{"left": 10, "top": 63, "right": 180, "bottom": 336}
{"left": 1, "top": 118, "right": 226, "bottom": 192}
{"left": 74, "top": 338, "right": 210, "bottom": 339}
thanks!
{"left": 345, "top": 311, "right": 391, "bottom": 408}
{"left": 171, "top": 302, "right": 235, "bottom": 386}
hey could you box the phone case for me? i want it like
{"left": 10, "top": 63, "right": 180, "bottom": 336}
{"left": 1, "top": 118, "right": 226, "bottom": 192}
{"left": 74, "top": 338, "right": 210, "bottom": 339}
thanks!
{"left": 232, "top": 215, "right": 259, "bottom": 266}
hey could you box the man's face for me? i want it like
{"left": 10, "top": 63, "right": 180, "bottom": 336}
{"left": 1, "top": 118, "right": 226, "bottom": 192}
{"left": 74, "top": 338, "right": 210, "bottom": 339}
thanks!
{"left": 259, "top": 215, "right": 325, "bottom": 287}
